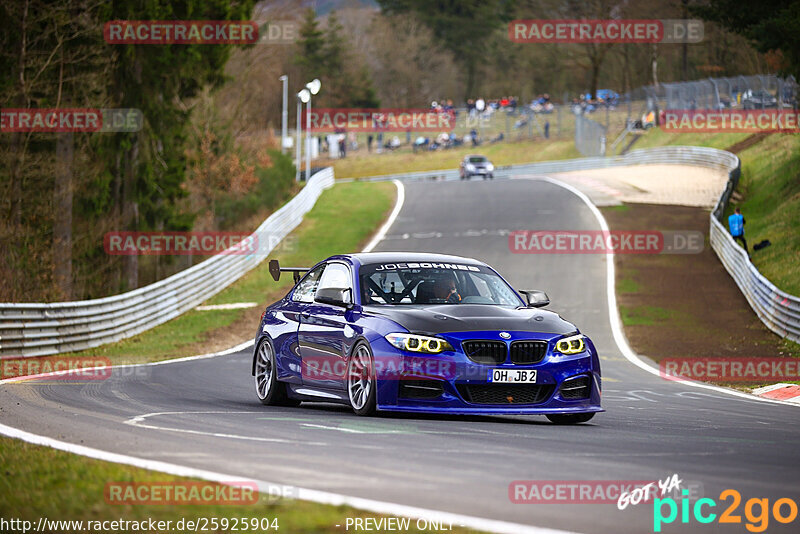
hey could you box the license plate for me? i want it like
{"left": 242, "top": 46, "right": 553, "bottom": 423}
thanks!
{"left": 488, "top": 369, "right": 537, "bottom": 383}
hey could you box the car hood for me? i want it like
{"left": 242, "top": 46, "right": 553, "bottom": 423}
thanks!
{"left": 364, "top": 304, "right": 576, "bottom": 335}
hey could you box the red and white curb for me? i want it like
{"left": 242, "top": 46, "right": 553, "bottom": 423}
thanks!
{"left": 752, "top": 383, "right": 800, "bottom": 403}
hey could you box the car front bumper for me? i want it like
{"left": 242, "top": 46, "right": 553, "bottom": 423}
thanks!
{"left": 370, "top": 331, "right": 603, "bottom": 415}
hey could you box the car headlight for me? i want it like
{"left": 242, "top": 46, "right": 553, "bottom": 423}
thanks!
{"left": 466, "top": 164, "right": 476, "bottom": 171}
{"left": 555, "top": 334, "right": 585, "bottom": 354}
{"left": 385, "top": 333, "right": 454, "bottom": 354}
{"left": 486, "top": 163, "right": 494, "bottom": 171}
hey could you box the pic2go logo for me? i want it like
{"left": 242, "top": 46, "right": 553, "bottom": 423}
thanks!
{"left": 653, "top": 489, "right": 798, "bottom": 532}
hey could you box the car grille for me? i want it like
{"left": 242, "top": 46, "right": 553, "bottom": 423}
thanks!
{"left": 559, "top": 375, "right": 591, "bottom": 400}
{"left": 398, "top": 379, "right": 445, "bottom": 400}
{"left": 510, "top": 341, "right": 548, "bottom": 364}
{"left": 457, "top": 384, "right": 554, "bottom": 405}
{"left": 462, "top": 341, "right": 507, "bottom": 365}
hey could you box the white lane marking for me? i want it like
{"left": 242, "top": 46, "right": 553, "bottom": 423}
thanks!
{"left": 0, "top": 178, "right": 581, "bottom": 534}
{"left": 301, "top": 423, "right": 365, "bottom": 434}
{"left": 0, "top": 422, "right": 578, "bottom": 534}
{"left": 196, "top": 302, "right": 258, "bottom": 310}
{"left": 362, "top": 179, "right": 405, "bottom": 253}
{"left": 382, "top": 228, "right": 511, "bottom": 240}
{"left": 528, "top": 176, "right": 798, "bottom": 408}
{"left": 124, "top": 411, "right": 328, "bottom": 446}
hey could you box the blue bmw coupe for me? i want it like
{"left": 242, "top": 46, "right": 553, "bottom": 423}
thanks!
{"left": 252, "top": 252, "right": 602, "bottom": 424}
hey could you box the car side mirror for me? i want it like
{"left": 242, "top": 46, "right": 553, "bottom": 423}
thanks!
{"left": 315, "top": 287, "right": 352, "bottom": 308}
{"left": 519, "top": 289, "right": 550, "bottom": 308}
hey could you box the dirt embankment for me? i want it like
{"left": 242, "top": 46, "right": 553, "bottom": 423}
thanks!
{"left": 602, "top": 203, "right": 798, "bottom": 362}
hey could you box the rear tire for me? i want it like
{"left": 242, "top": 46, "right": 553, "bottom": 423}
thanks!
{"left": 546, "top": 413, "right": 595, "bottom": 425}
{"left": 254, "top": 339, "right": 300, "bottom": 407}
{"left": 347, "top": 342, "right": 377, "bottom": 416}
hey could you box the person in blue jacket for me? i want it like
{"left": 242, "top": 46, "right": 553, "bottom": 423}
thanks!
{"left": 728, "top": 207, "right": 748, "bottom": 255}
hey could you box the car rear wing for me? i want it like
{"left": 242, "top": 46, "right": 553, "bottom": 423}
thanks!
{"left": 268, "top": 259, "right": 308, "bottom": 284}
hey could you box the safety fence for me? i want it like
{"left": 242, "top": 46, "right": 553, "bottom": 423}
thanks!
{"left": 349, "top": 145, "right": 800, "bottom": 344}
{"left": 574, "top": 114, "right": 607, "bottom": 157}
{"left": 0, "top": 168, "right": 335, "bottom": 357}
{"left": 602, "top": 74, "right": 799, "bottom": 155}
{"left": 628, "top": 74, "right": 799, "bottom": 112}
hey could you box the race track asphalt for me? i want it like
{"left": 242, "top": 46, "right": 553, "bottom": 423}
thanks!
{"left": 2, "top": 177, "right": 799, "bottom": 533}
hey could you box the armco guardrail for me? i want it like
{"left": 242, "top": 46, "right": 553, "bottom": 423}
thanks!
{"left": 709, "top": 168, "right": 800, "bottom": 344}
{"left": 349, "top": 146, "right": 799, "bottom": 343}
{"left": 346, "top": 146, "right": 739, "bottom": 183}
{"left": 0, "top": 168, "right": 335, "bottom": 357}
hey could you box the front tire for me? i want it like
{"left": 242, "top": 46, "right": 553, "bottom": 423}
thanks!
{"left": 347, "top": 342, "right": 377, "bottom": 416}
{"left": 254, "top": 339, "right": 300, "bottom": 407}
{"left": 546, "top": 413, "right": 595, "bottom": 425}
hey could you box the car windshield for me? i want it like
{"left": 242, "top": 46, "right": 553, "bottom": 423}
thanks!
{"left": 359, "top": 262, "right": 523, "bottom": 306}
{"left": 468, "top": 156, "right": 486, "bottom": 163}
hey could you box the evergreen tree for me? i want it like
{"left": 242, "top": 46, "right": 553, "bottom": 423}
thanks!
{"left": 103, "top": 0, "right": 256, "bottom": 289}
{"left": 294, "top": 9, "right": 379, "bottom": 108}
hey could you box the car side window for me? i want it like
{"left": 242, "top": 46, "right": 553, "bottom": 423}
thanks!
{"left": 316, "top": 263, "right": 352, "bottom": 292}
{"left": 473, "top": 275, "right": 493, "bottom": 298}
{"left": 292, "top": 264, "right": 326, "bottom": 303}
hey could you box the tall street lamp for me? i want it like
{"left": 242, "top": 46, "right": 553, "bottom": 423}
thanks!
{"left": 304, "top": 79, "right": 321, "bottom": 182}
{"left": 296, "top": 89, "right": 310, "bottom": 182}
{"left": 279, "top": 75, "right": 288, "bottom": 155}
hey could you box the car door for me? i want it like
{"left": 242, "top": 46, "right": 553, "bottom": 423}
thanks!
{"left": 298, "top": 262, "right": 353, "bottom": 390}
{"left": 278, "top": 263, "right": 326, "bottom": 383}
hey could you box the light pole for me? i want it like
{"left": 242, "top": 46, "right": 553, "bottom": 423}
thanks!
{"left": 304, "top": 79, "right": 321, "bottom": 182}
{"left": 279, "top": 75, "right": 288, "bottom": 155}
{"left": 296, "top": 89, "right": 310, "bottom": 182}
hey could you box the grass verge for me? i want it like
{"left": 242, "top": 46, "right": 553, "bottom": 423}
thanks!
{"left": 330, "top": 138, "right": 579, "bottom": 178}
{"left": 603, "top": 202, "right": 800, "bottom": 393}
{"left": 45, "top": 181, "right": 395, "bottom": 366}
{"left": 0, "top": 436, "right": 479, "bottom": 533}
{"left": 328, "top": 123, "right": 756, "bottom": 180}
{"left": 724, "top": 134, "right": 800, "bottom": 295}
{"left": 618, "top": 305, "right": 674, "bottom": 326}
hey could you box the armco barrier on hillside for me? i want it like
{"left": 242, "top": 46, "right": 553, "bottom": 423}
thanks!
{"left": 3, "top": 147, "right": 797, "bottom": 358}
{"left": 352, "top": 146, "right": 799, "bottom": 344}
{"left": 0, "top": 168, "right": 334, "bottom": 358}
{"left": 708, "top": 161, "right": 800, "bottom": 344}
